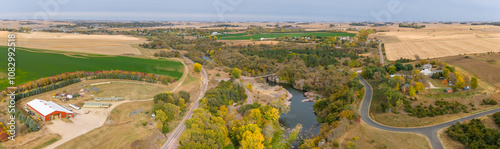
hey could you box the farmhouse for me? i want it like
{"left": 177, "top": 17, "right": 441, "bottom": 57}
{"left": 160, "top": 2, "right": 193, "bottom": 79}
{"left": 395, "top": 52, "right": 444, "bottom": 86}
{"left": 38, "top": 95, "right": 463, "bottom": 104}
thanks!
{"left": 401, "top": 84, "right": 410, "bottom": 92}
{"left": 421, "top": 63, "right": 432, "bottom": 71}
{"left": 25, "top": 99, "right": 75, "bottom": 122}
{"left": 419, "top": 63, "right": 443, "bottom": 76}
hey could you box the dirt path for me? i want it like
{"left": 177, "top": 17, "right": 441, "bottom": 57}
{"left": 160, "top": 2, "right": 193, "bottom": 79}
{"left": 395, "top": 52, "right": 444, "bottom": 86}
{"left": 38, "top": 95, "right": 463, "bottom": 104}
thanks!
{"left": 379, "top": 42, "right": 384, "bottom": 64}
{"left": 245, "top": 88, "right": 253, "bottom": 104}
{"left": 171, "top": 58, "right": 189, "bottom": 92}
{"left": 428, "top": 81, "right": 441, "bottom": 89}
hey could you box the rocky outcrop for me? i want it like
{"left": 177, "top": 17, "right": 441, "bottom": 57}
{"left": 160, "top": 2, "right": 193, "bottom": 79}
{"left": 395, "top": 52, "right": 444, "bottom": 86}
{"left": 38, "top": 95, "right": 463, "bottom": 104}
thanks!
{"left": 302, "top": 91, "right": 320, "bottom": 102}
{"left": 292, "top": 79, "right": 305, "bottom": 90}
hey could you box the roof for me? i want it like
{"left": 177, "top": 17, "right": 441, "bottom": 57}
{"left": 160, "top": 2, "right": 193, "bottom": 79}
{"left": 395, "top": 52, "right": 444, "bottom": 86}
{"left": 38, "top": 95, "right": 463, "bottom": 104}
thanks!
{"left": 402, "top": 84, "right": 410, "bottom": 87}
{"left": 422, "top": 63, "right": 432, "bottom": 70}
{"left": 26, "top": 99, "right": 74, "bottom": 116}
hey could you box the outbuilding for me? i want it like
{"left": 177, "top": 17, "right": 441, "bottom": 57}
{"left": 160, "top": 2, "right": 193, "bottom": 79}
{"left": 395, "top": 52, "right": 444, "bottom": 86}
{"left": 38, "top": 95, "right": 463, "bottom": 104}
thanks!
{"left": 25, "top": 99, "right": 75, "bottom": 121}
{"left": 401, "top": 84, "right": 411, "bottom": 92}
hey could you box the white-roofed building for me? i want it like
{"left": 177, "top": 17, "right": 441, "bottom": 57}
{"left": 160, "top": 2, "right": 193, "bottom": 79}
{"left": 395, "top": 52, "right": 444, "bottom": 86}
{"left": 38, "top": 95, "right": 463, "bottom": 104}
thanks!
{"left": 25, "top": 99, "right": 75, "bottom": 121}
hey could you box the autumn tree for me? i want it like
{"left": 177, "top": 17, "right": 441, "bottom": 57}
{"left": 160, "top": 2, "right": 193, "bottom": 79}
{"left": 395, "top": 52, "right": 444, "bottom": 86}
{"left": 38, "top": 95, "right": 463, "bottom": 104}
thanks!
{"left": 247, "top": 83, "right": 253, "bottom": 91}
{"left": 409, "top": 86, "right": 416, "bottom": 96}
{"left": 443, "top": 68, "right": 450, "bottom": 79}
{"left": 387, "top": 66, "right": 397, "bottom": 74}
{"left": 180, "top": 109, "right": 228, "bottom": 149}
{"left": 194, "top": 63, "right": 202, "bottom": 72}
{"left": 441, "top": 79, "right": 449, "bottom": 86}
{"left": 232, "top": 67, "right": 242, "bottom": 79}
{"left": 455, "top": 72, "right": 465, "bottom": 88}
{"left": 348, "top": 60, "right": 360, "bottom": 68}
{"left": 415, "top": 82, "right": 425, "bottom": 93}
{"left": 471, "top": 77, "right": 478, "bottom": 89}
{"left": 155, "top": 110, "right": 168, "bottom": 122}
{"left": 178, "top": 98, "right": 186, "bottom": 111}
{"left": 240, "top": 128, "right": 265, "bottom": 149}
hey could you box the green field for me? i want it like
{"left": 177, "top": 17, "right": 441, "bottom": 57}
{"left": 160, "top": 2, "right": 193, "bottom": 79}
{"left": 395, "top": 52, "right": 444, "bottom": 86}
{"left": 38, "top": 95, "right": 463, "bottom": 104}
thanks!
{"left": 0, "top": 46, "right": 184, "bottom": 90}
{"left": 215, "top": 32, "right": 356, "bottom": 40}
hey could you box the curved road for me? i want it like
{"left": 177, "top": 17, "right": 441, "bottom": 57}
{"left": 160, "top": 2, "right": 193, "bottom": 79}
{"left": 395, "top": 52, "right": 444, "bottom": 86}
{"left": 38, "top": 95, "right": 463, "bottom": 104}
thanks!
{"left": 160, "top": 51, "right": 209, "bottom": 149}
{"left": 359, "top": 76, "right": 500, "bottom": 149}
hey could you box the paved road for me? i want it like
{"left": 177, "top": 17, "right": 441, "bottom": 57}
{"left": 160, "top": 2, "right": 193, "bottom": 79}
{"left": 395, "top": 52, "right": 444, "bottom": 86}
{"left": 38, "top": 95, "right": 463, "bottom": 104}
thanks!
{"left": 378, "top": 42, "right": 384, "bottom": 64}
{"left": 160, "top": 51, "right": 209, "bottom": 149}
{"left": 359, "top": 76, "right": 500, "bottom": 149}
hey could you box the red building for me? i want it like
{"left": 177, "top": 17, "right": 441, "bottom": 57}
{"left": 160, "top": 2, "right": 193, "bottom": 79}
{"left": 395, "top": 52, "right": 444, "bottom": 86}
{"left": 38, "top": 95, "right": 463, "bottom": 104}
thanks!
{"left": 25, "top": 99, "right": 75, "bottom": 121}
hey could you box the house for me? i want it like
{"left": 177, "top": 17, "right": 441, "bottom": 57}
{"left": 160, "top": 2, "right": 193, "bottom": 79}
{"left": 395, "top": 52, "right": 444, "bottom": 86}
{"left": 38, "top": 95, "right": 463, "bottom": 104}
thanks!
{"left": 445, "top": 88, "right": 453, "bottom": 93}
{"left": 25, "top": 99, "right": 75, "bottom": 121}
{"left": 401, "top": 84, "right": 410, "bottom": 92}
{"left": 421, "top": 63, "right": 432, "bottom": 71}
{"left": 420, "top": 69, "right": 432, "bottom": 76}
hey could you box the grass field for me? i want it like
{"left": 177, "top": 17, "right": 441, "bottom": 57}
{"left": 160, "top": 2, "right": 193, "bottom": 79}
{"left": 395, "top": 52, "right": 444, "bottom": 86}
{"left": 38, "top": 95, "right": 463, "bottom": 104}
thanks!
{"left": 339, "top": 123, "right": 430, "bottom": 149}
{"left": 33, "top": 134, "right": 61, "bottom": 149}
{"left": 57, "top": 100, "right": 163, "bottom": 149}
{"left": 214, "top": 32, "right": 355, "bottom": 40}
{"left": 0, "top": 46, "right": 184, "bottom": 89}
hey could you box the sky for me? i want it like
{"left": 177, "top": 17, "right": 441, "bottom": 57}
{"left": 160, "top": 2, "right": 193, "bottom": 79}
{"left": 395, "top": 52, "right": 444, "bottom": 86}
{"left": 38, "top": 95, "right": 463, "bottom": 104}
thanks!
{"left": 1, "top": 0, "right": 499, "bottom": 22}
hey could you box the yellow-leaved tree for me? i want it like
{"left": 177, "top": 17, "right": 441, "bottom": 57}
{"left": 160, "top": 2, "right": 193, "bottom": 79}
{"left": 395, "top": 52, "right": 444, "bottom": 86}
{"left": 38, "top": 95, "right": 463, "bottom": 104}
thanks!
{"left": 194, "top": 63, "right": 202, "bottom": 72}
{"left": 455, "top": 72, "right": 465, "bottom": 88}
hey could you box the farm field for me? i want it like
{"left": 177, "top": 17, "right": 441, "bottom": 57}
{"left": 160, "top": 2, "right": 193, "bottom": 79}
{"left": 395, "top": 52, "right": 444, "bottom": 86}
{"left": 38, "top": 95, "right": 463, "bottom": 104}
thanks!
{"left": 214, "top": 32, "right": 355, "bottom": 40}
{"left": 0, "top": 46, "right": 184, "bottom": 89}
{"left": 441, "top": 54, "right": 500, "bottom": 89}
{"left": 0, "top": 31, "right": 144, "bottom": 55}
{"left": 372, "top": 24, "right": 500, "bottom": 60}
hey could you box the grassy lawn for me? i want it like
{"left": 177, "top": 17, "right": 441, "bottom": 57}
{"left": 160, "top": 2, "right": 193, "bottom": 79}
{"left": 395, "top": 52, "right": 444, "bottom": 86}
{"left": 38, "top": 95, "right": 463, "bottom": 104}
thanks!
{"left": 215, "top": 32, "right": 356, "bottom": 40}
{"left": 428, "top": 78, "right": 447, "bottom": 88}
{"left": 367, "top": 80, "right": 386, "bottom": 113}
{"left": 33, "top": 135, "right": 61, "bottom": 149}
{"left": 0, "top": 46, "right": 184, "bottom": 89}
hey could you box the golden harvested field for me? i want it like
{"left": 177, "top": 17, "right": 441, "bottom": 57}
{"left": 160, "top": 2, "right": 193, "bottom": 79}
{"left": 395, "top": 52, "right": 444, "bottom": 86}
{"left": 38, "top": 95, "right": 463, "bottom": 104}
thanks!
{"left": 372, "top": 24, "right": 500, "bottom": 60}
{"left": 0, "top": 31, "right": 145, "bottom": 55}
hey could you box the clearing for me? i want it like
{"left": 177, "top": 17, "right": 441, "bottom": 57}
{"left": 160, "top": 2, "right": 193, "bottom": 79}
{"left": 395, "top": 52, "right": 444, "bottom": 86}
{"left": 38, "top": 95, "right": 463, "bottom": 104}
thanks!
{"left": 55, "top": 100, "right": 163, "bottom": 149}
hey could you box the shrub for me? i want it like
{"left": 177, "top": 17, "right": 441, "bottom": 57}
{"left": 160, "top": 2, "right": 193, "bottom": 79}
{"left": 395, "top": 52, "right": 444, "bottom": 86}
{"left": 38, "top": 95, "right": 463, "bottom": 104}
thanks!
{"left": 482, "top": 98, "right": 497, "bottom": 105}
